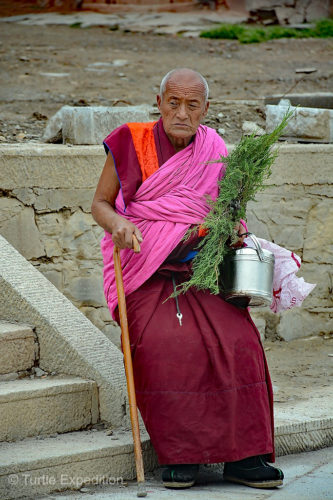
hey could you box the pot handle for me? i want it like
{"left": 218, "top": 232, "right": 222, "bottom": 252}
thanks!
{"left": 246, "top": 233, "right": 265, "bottom": 262}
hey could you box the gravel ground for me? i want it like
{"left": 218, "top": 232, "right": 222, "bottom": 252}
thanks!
{"left": 0, "top": 20, "right": 332, "bottom": 144}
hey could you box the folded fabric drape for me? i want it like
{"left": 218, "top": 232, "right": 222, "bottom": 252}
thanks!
{"left": 101, "top": 125, "right": 227, "bottom": 318}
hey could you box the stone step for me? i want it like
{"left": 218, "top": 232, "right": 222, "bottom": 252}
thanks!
{"left": 0, "top": 321, "right": 37, "bottom": 375}
{"left": 0, "top": 429, "right": 157, "bottom": 499}
{"left": 274, "top": 385, "right": 333, "bottom": 457}
{"left": 0, "top": 376, "right": 98, "bottom": 441}
{"left": 0, "top": 390, "right": 332, "bottom": 498}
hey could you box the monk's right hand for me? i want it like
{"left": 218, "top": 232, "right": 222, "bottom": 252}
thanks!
{"left": 111, "top": 215, "right": 143, "bottom": 250}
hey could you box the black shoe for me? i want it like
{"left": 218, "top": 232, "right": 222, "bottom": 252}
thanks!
{"left": 162, "top": 464, "right": 199, "bottom": 489}
{"left": 223, "top": 455, "right": 284, "bottom": 489}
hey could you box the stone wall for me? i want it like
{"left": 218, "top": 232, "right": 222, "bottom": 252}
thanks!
{"left": 0, "top": 144, "right": 121, "bottom": 347}
{"left": 246, "top": 0, "right": 331, "bottom": 24}
{"left": 246, "top": 143, "right": 333, "bottom": 340}
{"left": 0, "top": 143, "right": 332, "bottom": 342}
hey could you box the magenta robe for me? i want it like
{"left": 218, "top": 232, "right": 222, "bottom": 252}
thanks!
{"left": 105, "top": 119, "right": 275, "bottom": 465}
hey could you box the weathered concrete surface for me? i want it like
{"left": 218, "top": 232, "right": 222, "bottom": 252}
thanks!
{"left": 0, "top": 143, "right": 332, "bottom": 342}
{"left": 0, "top": 377, "right": 98, "bottom": 442}
{"left": 0, "top": 321, "right": 37, "bottom": 374}
{"left": 43, "top": 105, "right": 153, "bottom": 144}
{"left": 0, "top": 235, "right": 127, "bottom": 427}
{"left": 36, "top": 447, "right": 333, "bottom": 500}
{"left": 0, "top": 429, "right": 157, "bottom": 500}
{"left": 266, "top": 103, "right": 333, "bottom": 143}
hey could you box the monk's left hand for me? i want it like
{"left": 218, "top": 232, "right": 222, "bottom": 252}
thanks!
{"left": 230, "top": 221, "right": 247, "bottom": 248}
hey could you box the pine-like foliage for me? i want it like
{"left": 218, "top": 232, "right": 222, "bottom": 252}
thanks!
{"left": 176, "top": 109, "right": 293, "bottom": 296}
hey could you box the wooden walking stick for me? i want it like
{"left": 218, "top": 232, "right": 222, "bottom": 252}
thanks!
{"left": 113, "top": 234, "right": 147, "bottom": 498}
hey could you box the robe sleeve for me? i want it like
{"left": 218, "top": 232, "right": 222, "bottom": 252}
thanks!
{"left": 103, "top": 124, "right": 143, "bottom": 210}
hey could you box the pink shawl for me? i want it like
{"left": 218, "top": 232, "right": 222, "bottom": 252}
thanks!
{"left": 101, "top": 125, "right": 227, "bottom": 318}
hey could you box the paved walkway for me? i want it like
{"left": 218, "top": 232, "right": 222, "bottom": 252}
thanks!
{"left": 40, "top": 447, "right": 333, "bottom": 500}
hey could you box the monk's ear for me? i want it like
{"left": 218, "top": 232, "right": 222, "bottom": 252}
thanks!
{"left": 203, "top": 100, "right": 209, "bottom": 117}
{"left": 156, "top": 95, "right": 162, "bottom": 110}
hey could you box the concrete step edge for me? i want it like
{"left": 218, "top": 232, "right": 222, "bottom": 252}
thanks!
{"left": 1, "top": 416, "right": 332, "bottom": 469}
{"left": 0, "top": 377, "right": 99, "bottom": 442}
{"left": 275, "top": 414, "right": 333, "bottom": 458}
{"left": 0, "top": 321, "right": 35, "bottom": 340}
{"left": 0, "top": 429, "right": 146, "bottom": 471}
{"left": 275, "top": 417, "right": 333, "bottom": 437}
{"left": 0, "top": 376, "right": 97, "bottom": 402}
{"left": 0, "top": 430, "right": 158, "bottom": 499}
{"left": 0, "top": 321, "right": 37, "bottom": 375}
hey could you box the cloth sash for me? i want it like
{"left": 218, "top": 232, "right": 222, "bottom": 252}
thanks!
{"left": 101, "top": 125, "right": 227, "bottom": 318}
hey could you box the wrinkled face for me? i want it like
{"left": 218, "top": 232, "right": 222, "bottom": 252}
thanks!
{"left": 157, "top": 74, "right": 209, "bottom": 145}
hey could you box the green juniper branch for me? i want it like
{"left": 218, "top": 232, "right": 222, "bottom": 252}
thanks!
{"left": 175, "top": 109, "right": 293, "bottom": 296}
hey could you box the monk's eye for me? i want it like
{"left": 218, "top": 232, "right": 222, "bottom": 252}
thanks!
{"left": 188, "top": 103, "right": 199, "bottom": 110}
{"left": 169, "top": 101, "right": 178, "bottom": 107}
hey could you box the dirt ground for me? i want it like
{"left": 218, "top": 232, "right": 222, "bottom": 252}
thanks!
{"left": 265, "top": 335, "right": 332, "bottom": 404}
{"left": 0, "top": 21, "right": 332, "bottom": 143}
{"left": 0, "top": 18, "right": 332, "bottom": 400}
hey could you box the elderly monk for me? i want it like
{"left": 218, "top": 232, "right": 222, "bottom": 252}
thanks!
{"left": 91, "top": 68, "right": 284, "bottom": 490}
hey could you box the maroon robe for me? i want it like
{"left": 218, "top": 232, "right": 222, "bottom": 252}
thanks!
{"left": 104, "top": 119, "right": 275, "bottom": 465}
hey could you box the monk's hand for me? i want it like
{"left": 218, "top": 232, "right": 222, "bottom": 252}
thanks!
{"left": 111, "top": 215, "right": 143, "bottom": 250}
{"left": 230, "top": 221, "right": 247, "bottom": 248}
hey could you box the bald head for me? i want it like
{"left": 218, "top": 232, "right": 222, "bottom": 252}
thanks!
{"left": 159, "top": 68, "right": 209, "bottom": 103}
{"left": 156, "top": 68, "right": 210, "bottom": 151}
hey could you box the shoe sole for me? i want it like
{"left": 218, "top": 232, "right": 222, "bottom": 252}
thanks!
{"left": 163, "top": 480, "right": 195, "bottom": 489}
{"left": 224, "top": 475, "right": 283, "bottom": 489}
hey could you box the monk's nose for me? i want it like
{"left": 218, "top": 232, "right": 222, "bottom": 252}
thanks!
{"left": 177, "top": 103, "right": 188, "bottom": 120}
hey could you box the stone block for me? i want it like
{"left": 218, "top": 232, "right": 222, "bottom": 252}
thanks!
{"left": 303, "top": 200, "right": 333, "bottom": 265}
{"left": 266, "top": 144, "right": 333, "bottom": 186}
{"left": 249, "top": 313, "right": 266, "bottom": 342}
{"left": 297, "top": 263, "right": 332, "bottom": 309}
{"left": 36, "top": 212, "right": 65, "bottom": 236}
{"left": 82, "top": 307, "right": 121, "bottom": 348}
{"left": 0, "top": 144, "right": 104, "bottom": 190}
{"left": 0, "top": 322, "right": 36, "bottom": 374}
{"left": 33, "top": 188, "right": 94, "bottom": 212}
{"left": 247, "top": 194, "right": 309, "bottom": 252}
{"left": 41, "top": 269, "right": 64, "bottom": 291}
{"left": 66, "top": 275, "right": 106, "bottom": 307}
{"left": 82, "top": 306, "right": 110, "bottom": 330}
{"left": 61, "top": 210, "right": 103, "bottom": 260}
{"left": 0, "top": 196, "right": 24, "bottom": 224}
{"left": 0, "top": 205, "right": 45, "bottom": 260}
{"left": 0, "top": 377, "right": 98, "bottom": 441}
{"left": 102, "top": 323, "right": 122, "bottom": 350}
{"left": 44, "top": 239, "right": 62, "bottom": 258}
{"left": 247, "top": 0, "right": 330, "bottom": 24}
{"left": 266, "top": 103, "right": 332, "bottom": 143}
{"left": 305, "top": 0, "right": 330, "bottom": 21}
{"left": 275, "top": 5, "right": 304, "bottom": 25}
{"left": 43, "top": 105, "right": 153, "bottom": 145}
{"left": 12, "top": 187, "right": 36, "bottom": 206}
{"left": 277, "top": 308, "right": 332, "bottom": 341}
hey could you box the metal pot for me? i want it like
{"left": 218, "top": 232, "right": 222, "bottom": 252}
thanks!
{"left": 219, "top": 233, "right": 275, "bottom": 308}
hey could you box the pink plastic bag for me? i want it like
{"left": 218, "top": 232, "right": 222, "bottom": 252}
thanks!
{"left": 244, "top": 237, "right": 316, "bottom": 313}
